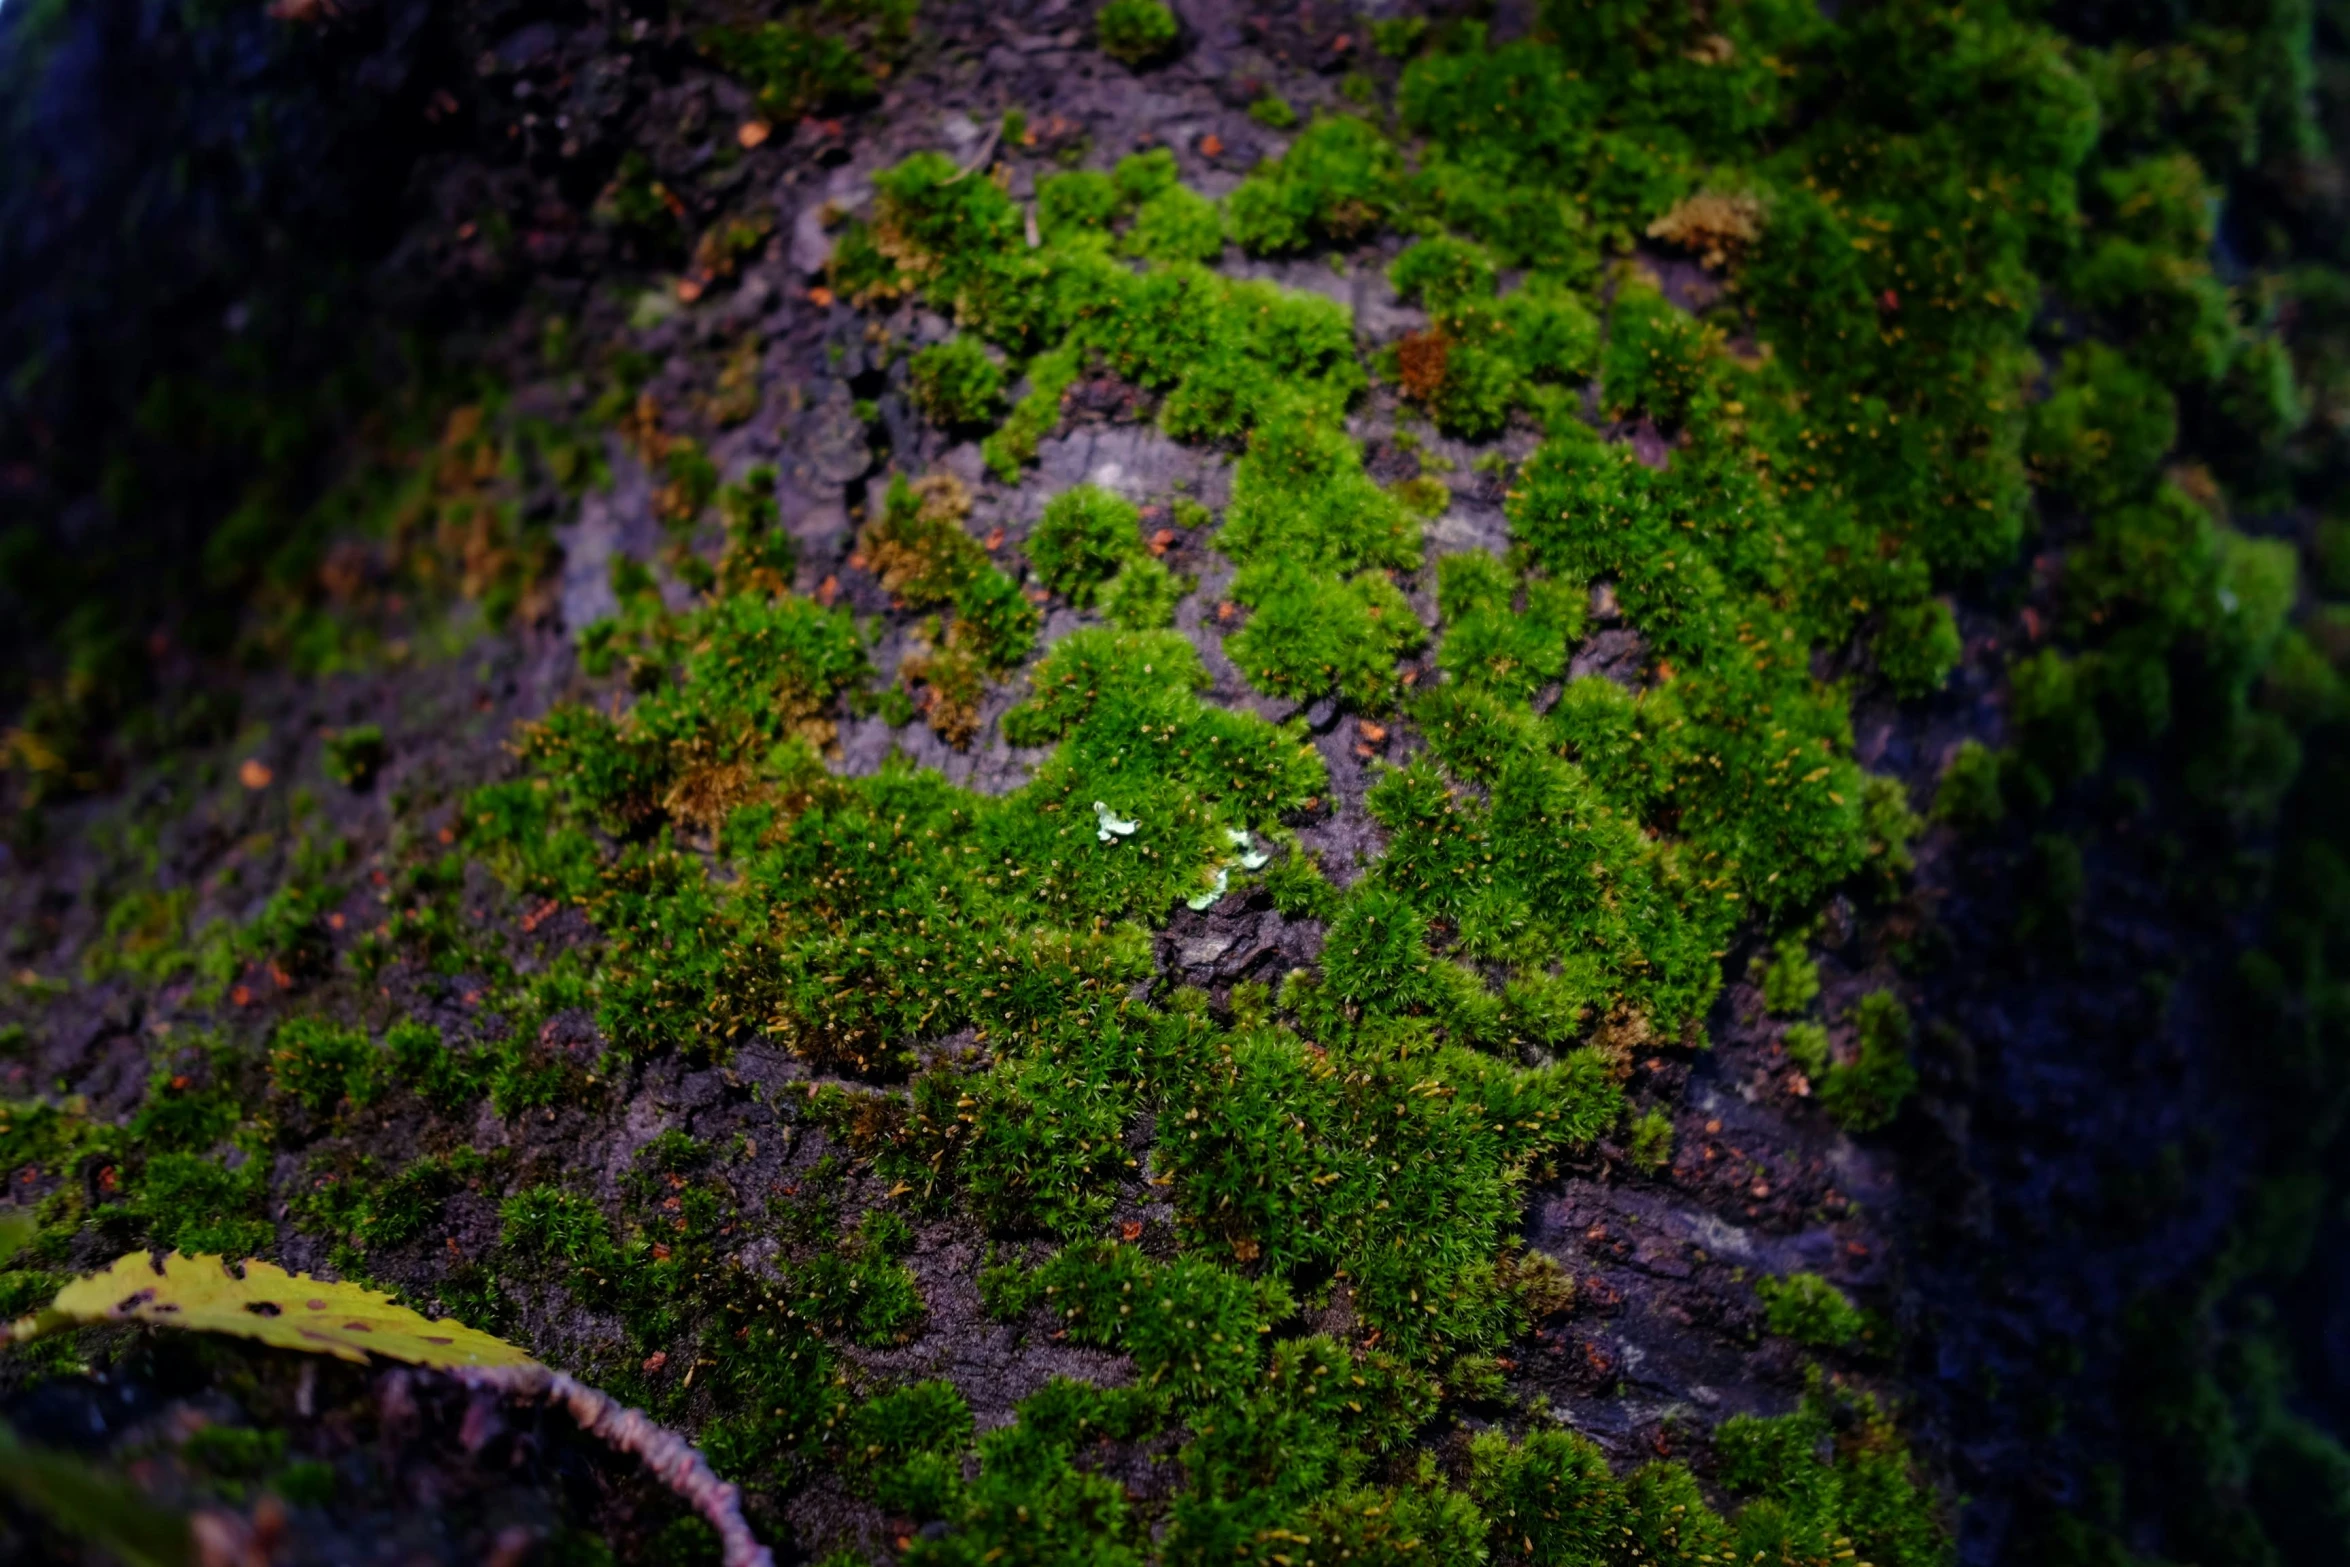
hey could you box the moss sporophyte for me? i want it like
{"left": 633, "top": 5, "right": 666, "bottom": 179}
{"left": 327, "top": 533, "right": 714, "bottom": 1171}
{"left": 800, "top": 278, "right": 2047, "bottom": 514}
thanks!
{"left": 21, "top": 0, "right": 2348, "bottom": 1560}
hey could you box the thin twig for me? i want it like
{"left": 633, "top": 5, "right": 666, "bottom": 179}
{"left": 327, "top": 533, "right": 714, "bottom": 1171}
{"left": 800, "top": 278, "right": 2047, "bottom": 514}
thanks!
{"left": 939, "top": 121, "right": 1003, "bottom": 186}
{"left": 460, "top": 1364, "right": 773, "bottom": 1567}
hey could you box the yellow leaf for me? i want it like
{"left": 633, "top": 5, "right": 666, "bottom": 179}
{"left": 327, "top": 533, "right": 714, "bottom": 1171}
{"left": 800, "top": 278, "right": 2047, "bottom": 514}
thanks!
{"left": 18, "top": 1252, "right": 534, "bottom": 1370}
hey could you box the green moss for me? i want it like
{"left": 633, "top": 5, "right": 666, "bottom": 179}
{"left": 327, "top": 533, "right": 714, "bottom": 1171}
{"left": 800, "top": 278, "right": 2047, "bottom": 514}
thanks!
{"left": 1029, "top": 485, "right": 1143, "bottom": 605}
{"left": 1098, "top": 555, "right": 1187, "bottom": 629}
{"left": 1760, "top": 937, "right": 1821, "bottom": 1018}
{"left": 1435, "top": 550, "right": 1583, "bottom": 700}
{"left": 2028, "top": 343, "right": 2178, "bottom": 510}
{"left": 134, "top": 1149, "right": 273, "bottom": 1256}
{"left": 1227, "top": 116, "right": 1402, "bottom": 255}
{"left": 1124, "top": 185, "right": 1225, "bottom": 265}
{"left": 1036, "top": 170, "right": 1122, "bottom": 245}
{"left": 268, "top": 1017, "right": 382, "bottom": 1115}
{"left": 1247, "top": 94, "right": 1298, "bottom": 131}
{"left": 1095, "top": 0, "right": 1177, "bottom": 68}
{"left": 1224, "top": 560, "right": 1420, "bottom": 707}
{"left": 1877, "top": 593, "right": 1963, "bottom": 699}
{"left": 909, "top": 338, "right": 1006, "bottom": 429}
{"left": 1626, "top": 1107, "right": 1675, "bottom": 1174}
{"left": 1756, "top": 1271, "right": 1867, "bottom": 1349}
{"left": 702, "top": 22, "right": 877, "bottom": 123}
{"left": 26, "top": 12, "right": 2245, "bottom": 1554}
{"left": 1391, "top": 237, "right": 1498, "bottom": 317}
{"left": 1936, "top": 738, "right": 2007, "bottom": 829}
{"left": 322, "top": 724, "right": 385, "bottom": 790}
{"left": 1819, "top": 991, "right": 1918, "bottom": 1134}
{"left": 984, "top": 347, "right": 1081, "bottom": 480}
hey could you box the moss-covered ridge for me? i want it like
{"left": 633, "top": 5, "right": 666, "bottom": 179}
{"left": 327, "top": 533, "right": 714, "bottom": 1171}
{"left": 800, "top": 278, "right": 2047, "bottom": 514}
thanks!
{"left": 9, "top": 0, "right": 2349, "bottom": 1559}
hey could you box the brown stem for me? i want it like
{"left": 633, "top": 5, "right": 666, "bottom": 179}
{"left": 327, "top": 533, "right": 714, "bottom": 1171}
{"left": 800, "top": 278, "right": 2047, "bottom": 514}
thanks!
{"left": 457, "top": 1364, "right": 774, "bottom": 1567}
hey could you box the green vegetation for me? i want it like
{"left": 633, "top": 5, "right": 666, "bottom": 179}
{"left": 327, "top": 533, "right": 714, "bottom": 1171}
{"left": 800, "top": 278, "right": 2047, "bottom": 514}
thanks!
{"left": 1819, "top": 992, "right": 1918, "bottom": 1134}
{"left": 1098, "top": 555, "right": 1186, "bottom": 630}
{"left": 322, "top": 723, "right": 385, "bottom": 790}
{"left": 1094, "top": 0, "right": 1176, "bottom": 68}
{"left": 1247, "top": 94, "right": 1298, "bottom": 131}
{"left": 908, "top": 338, "right": 1005, "bottom": 430}
{"left": 1757, "top": 1271, "right": 1868, "bottom": 1350}
{"left": 27, "top": 0, "right": 2350, "bottom": 1559}
{"left": 1761, "top": 936, "right": 1820, "bottom": 1018}
{"left": 1027, "top": 485, "right": 1142, "bottom": 605}
{"left": 1388, "top": 237, "right": 1598, "bottom": 438}
{"left": 1228, "top": 116, "right": 1401, "bottom": 255}
{"left": 701, "top": 22, "right": 877, "bottom": 124}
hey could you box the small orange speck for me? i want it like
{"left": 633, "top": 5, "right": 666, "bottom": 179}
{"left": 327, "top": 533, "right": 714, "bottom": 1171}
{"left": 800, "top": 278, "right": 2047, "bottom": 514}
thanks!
{"left": 807, "top": 285, "right": 836, "bottom": 307}
{"left": 1121, "top": 1220, "right": 1144, "bottom": 1241}
{"left": 1199, "top": 133, "right": 1225, "bottom": 158}
{"left": 675, "top": 277, "right": 705, "bottom": 303}
{"left": 737, "top": 119, "right": 771, "bottom": 148}
{"left": 238, "top": 759, "right": 273, "bottom": 790}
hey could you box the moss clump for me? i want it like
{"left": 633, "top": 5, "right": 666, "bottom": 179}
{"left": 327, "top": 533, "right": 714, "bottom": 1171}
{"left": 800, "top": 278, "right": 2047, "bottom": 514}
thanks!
{"left": 1627, "top": 1106, "right": 1675, "bottom": 1173}
{"left": 701, "top": 22, "right": 877, "bottom": 123}
{"left": 1760, "top": 936, "right": 1821, "bottom": 1018}
{"left": 1434, "top": 549, "right": 1583, "bottom": 700}
{"left": 1035, "top": 169, "right": 1122, "bottom": 245}
{"left": 321, "top": 723, "right": 384, "bottom": 789}
{"left": 1935, "top": 739, "right": 2005, "bottom": 828}
{"left": 2027, "top": 342, "right": 2179, "bottom": 510}
{"left": 1876, "top": 595, "right": 1964, "bottom": 698}
{"left": 268, "top": 1017, "right": 383, "bottom": 1115}
{"left": 1225, "top": 559, "right": 1421, "bottom": 707}
{"left": 1028, "top": 485, "right": 1143, "bottom": 606}
{"left": 1228, "top": 116, "right": 1402, "bottom": 255}
{"left": 1247, "top": 94, "right": 1298, "bottom": 131}
{"left": 1819, "top": 991, "right": 1918, "bottom": 1133}
{"left": 1098, "top": 555, "right": 1187, "bottom": 629}
{"left": 1387, "top": 238, "right": 1597, "bottom": 438}
{"left": 908, "top": 337, "right": 1006, "bottom": 429}
{"left": 1095, "top": 0, "right": 1177, "bottom": 67}
{"left": 1756, "top": 1271, "right": 1868, "bottom": 1348}
{"left": 1125, "top": 184, "right": 1225, "bottom": 264}
{"left": 859, "top": 473, "right": 1036, "bottom": 743}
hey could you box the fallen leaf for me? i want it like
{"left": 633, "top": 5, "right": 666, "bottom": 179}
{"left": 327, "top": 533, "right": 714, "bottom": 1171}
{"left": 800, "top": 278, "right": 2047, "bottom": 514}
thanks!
{"left": 13, "top": 1252, "right": 534, "bottom": 1370}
